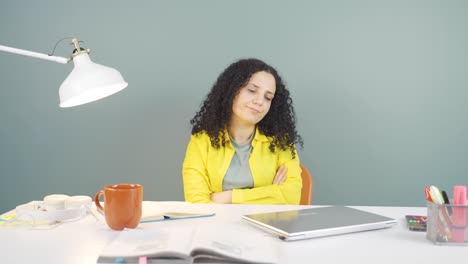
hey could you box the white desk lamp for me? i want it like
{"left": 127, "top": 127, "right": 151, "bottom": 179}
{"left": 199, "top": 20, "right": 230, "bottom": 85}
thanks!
{"left": 0, "top": 38, "right": 128, "bottom": 107}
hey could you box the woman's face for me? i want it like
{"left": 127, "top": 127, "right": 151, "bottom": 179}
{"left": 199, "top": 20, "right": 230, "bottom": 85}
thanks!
{"left": 230, "top": 71, "right": 276, "bottom": 127}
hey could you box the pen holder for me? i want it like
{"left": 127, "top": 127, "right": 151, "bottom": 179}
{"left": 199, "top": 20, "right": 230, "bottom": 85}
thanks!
{"left": 426, "top": 201, "right": 468, "bottom": 246}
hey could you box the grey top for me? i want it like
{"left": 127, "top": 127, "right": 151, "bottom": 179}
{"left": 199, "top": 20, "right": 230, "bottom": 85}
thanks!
{"left": 222, "top": 133, "right": 254, "bottom": 191}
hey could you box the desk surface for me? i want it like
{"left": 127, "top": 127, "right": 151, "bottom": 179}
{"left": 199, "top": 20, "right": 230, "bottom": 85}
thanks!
{"left": 1, "top": 204, "right": 466, "bottom": 263}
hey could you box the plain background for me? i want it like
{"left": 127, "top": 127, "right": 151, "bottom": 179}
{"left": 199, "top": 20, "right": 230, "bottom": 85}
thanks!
{"left": 1, "top": 0, "right": 467, "bottom": 213}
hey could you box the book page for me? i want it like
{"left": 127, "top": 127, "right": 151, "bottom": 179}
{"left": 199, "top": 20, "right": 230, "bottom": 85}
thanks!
{"left": 139, "top": 201, "right": 167, "bottom": 221}
{"left": 141, "top": 201, "right": 215, "bottom": 222}
{"left": 98, "top": 225, "right": 195, "bottom": 262}
{"left": 190, "top": 222, "right": 279, "bottom": 264}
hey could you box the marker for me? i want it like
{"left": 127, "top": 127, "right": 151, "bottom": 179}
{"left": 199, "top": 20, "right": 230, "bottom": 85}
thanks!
{"left": 114, "top": 257, "right": 125, "bottom": 263}
{"left": 452, "top": 186, "right": 467, "bottom": 242}
{"left": 429, "top": 186, "right": 452, "bottom": 240}
{"left": 429, "top": 186, "right": 444, "bottom": 204}
{"left": 424, "top": 186, "right": 433, "bottom": 202}
{"left": 139, "top": 256, "right": 147, "bottom": 264}
{"left": 441, "top": 190, "right": 452, "bottom": 215}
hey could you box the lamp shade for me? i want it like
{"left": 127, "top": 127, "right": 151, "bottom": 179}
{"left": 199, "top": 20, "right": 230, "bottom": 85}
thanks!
{"left": 59, "top": 53, "right": 128, "bottom": 108}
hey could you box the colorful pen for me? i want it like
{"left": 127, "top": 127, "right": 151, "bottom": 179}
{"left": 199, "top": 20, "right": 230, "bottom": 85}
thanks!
{"left": 441, "top": 190, "right": 452, "bottom": 215}
{"left": 429, "top": 186, "right": 452, "bottom": 240}
{"left": 139, "top": 256, "right": 148, "bottom": 264}
{"left": 424, "top": 186, "right": 433, "bottom": 202}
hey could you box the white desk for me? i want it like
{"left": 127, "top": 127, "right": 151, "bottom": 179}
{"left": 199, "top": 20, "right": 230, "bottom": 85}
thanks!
{"left": 1, "top": 204, "right": 466, "bottom": 263}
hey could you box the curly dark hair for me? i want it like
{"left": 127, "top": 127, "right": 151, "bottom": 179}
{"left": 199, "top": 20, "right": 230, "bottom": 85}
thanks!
{"left": 190, "top": 58, "right": 303, "bottom": 158}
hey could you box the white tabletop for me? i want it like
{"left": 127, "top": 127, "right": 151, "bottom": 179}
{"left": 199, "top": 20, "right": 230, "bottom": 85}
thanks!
{"left": 0, "top": 204, "right": 466, "bottom": 264}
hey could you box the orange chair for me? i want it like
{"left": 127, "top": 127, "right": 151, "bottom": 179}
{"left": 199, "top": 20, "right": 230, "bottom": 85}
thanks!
{"left": 299, "top": 164, "right": 313, "bottom": 205}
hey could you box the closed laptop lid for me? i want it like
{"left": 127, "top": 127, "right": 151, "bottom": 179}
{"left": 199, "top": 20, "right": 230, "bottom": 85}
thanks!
{"left": 241, "top": 206, "right": 397, "bottom": 241}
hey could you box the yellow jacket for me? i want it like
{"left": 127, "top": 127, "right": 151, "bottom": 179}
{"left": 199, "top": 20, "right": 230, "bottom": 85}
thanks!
{"left": 182, "top": 128, "right": 302, "bottom": 204}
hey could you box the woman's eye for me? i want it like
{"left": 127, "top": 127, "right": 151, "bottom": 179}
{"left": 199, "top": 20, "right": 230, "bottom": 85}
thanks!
{"left": 265, "top": 96, "right": 273, "bottom": 101}
{"left": 248, "top": 89, "right": 256, "bottom": 93}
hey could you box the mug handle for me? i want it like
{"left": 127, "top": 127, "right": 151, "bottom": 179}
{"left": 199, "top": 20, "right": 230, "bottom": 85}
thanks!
{"left": 94, "top": 190, "right": 104, "bottom": 213}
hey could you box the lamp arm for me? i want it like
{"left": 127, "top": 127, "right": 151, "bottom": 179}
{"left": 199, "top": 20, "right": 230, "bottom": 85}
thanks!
{"left": 0, "top": 44, "right": 69, "bottom": 64}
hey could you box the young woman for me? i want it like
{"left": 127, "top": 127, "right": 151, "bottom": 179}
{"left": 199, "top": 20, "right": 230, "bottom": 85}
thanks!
{"left": 182, "top": 58, "right": 303, "bottom": 204}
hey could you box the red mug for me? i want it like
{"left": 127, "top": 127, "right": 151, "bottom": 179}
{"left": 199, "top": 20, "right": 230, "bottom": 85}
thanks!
{"left": 94, "top": 184, "right": 143, "bottom": 230}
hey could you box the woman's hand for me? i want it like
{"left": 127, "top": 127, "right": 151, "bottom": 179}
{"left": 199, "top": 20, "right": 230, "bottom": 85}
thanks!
{"left": 211, "top": 165, "right": 287, "bottom": 203}
{"left": 211, "top": 190, "right": 233, "bottom": 204}
{"left": 272, "top": 165, "right": 288, "bottom": 185}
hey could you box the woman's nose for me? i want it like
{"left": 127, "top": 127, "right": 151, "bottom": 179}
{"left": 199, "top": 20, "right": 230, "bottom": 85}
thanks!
{"left": 253, "top": 96, "right": 264, "bottom": 105}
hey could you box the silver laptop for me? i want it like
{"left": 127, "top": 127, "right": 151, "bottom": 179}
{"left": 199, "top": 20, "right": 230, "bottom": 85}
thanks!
{"left": 241, "top": 206, "right": 397, "bottom": 241}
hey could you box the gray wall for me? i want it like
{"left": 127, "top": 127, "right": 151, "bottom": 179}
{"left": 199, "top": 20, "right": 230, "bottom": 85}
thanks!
{"left": 1, "top": 0, "right": 467, "bottom": 213}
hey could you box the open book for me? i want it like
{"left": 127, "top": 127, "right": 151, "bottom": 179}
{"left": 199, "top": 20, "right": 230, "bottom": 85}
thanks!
{"left": 96, "top": 201, "right": 215, "bottom": 223}
{"left": 140, "top": 201, "right": 215, "bottom": 222}
{"left": 97, "top": 222, "right": 278, "bottom": 264}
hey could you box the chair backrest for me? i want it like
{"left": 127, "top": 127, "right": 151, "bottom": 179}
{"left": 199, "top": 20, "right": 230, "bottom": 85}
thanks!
{"left": 299, "top": 164, "right": 313, "bottom": 205}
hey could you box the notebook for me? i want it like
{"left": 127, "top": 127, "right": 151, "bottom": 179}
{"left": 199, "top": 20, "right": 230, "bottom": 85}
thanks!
{"left": 241, "top": 206, "right": 397, "bottom": 241}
